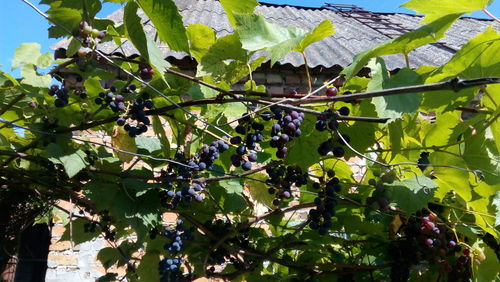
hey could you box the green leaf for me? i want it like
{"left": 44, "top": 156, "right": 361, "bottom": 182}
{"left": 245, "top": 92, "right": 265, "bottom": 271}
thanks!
{"left": 493, "top": 191, "right": 500, "bottom": 227}
{"left": 124, "top": 2, "right": 149, "bottom": 60}
{"left": 402, "top": 0, "right": 493, "bottom": 23}
{"left": 246, "top": 173, "right": 275, "bottom": 207}
{"left": 422, "top": 111, "right": 462, "bottom": 147}
{"left": 135, "top": 136, "right": 162, "bottom": 153}
{"left": 84, "top": 77, "right": 105, "bottom": 97}
{"left": 60, "top": 218, "right": 99, "bottom": 245}
{"left": 46, "top": 143, "right": 88, "bottom": 178}
{"left": 47, "top": 7, "right": 82, "bottom": 38}
{"left": 97, "top": 247, "right": 119, "bottom": 270}
{"left": 235, "top": 14, "right": 334, "bottom": 65}
{"left": 342, "top": 14, "right": 460, "bottom": 80}
{"left": 429, "top": 152, "right": 472, "bottom": 201}
{"left": 124, "top": 2, "right": 171, "bottom": 75}
{"left": 421, "top": 27, "right": 500, "bottom": 110}
{"left": 136, "top": 0, "right": 189, "bottom": 53}
{"left": 152, "top": 116, "right": 170, "bottom": 158}
{"left": 367, "top": 60, "right": 423, "bottom": 121}
{"left": 20, "top": 65, "right": 52, "bottom": 88}
{"left": 473, "top": 241, "right": 500, "bottom": 281}
{"left": 12, "top": 43, "right": 48, "bottom": 69}
{"left": 293, "top": 20, "right": 335, "bottom": 52}
{"left": 220, "top": 0, "right": 259, "bottom": 27}
{"left": 385, "top": 176, "right": 437, "bottom": 214}
{"left": 186, "top": 24, "right": 216, "bottom": 62}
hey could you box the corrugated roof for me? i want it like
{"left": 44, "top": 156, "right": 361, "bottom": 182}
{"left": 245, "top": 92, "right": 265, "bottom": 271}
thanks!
{"left": 54, "top": 0, "right": 500, "bottom": 70}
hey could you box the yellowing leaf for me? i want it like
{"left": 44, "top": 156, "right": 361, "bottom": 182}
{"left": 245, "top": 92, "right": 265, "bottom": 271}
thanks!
{"left": 111, "top": 126, "right": 137, "bottom": 163}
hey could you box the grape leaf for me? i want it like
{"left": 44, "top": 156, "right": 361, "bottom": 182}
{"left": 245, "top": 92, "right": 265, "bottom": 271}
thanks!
{"left": 367, "top": 59, "right": 423, "bottom": 121}
{"left": 97, "top": 247, "right": 119, "bottom": 270}
{"left": 494, "top": 191, "right": 500, "bottom": 227}
{"left": 429, "top": 152, "right": 472, "bottom": 201}
{"left": 235, "top": 14, "right": 334, "bottom": 65}
{"left": 136, "top": 0, "right": 189, "bottom": 53}
{"left": 124, "top": 2, "right": 149, "bottom": 60}
{"left": 12, "top": 43, "right": 52, "bottom": 69}
{"left": 124, "top": 2, "right": 171, "bottom": 75}
{"left": 220, "top": 0, "right": 259, "bottom": 27}
{"left": 46, "top": 143, "right": 88, "bottom": 178}
{"left": 186, "top": 24, "right": 216, "bottom": 62}
{"left": 402, "top": 0, "right": 493, "bottom": 23}
{"left": 386, "top": 176, "right": 437, "bottom": 214}
{"left": 47, "top": 7, "right": 82, "bottom": 38}
{"left": 111, "top": 126, "right": 137, "bottom": 163}
{"left": 421, "top": 27, "right": 500, "bottom": 110}
{"left": 342, "top": 14, "right": 460, "bottom": 80}
{"left": 20, "top": 65, "right": 52, "bottom": 88}
{"left": 60, "top": 218, "right": 99, "bottom": 245}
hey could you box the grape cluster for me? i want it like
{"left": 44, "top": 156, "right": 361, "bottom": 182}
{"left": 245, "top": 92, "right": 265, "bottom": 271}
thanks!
{"left": 266, "top": 106, "right": 304, "bottom": 159}
{"left": 366, "top": 170, "right": 397, "bottom": 212}
{"left": 82, "top": 210, "right": 116, "bottom": 240}
{"left": 315, "top": 109, "right": 350, "bottom": 157}
{"left": 418, "top": 152, "right": 430, "bottom": 172}
{"left": 196, "top": 140, "right": 230, "bottom": 171}
{"left": 139, "top": 65, "right": 155, "bottom": 81}
{"left": 389, "top": 211, "right": 481, "bottom": 281}
{"left": 265, "top": 165, "right": 308, "bottom": 206}
{"left": 308, "top": 170, "right": 340, "bottom": 235}
{"left": 48, "top": 84, "right": 87, "bottom": 108}
{"left": 159, "top": 181, "right": 206, "bottom": 209}
{"left": 229, "top": 114, "right": 264, "bottom": 170}
{"left": 159, "top": 219, "right": 189, "bottom": 281}
{"left": 76, "top": 21, "right": 105, "bottom": 48}
{"left": 201, "top": 219, "right": 249, "bottom": 271}
{"left": 94, "top": 85, "right": 155, "bottom": 138}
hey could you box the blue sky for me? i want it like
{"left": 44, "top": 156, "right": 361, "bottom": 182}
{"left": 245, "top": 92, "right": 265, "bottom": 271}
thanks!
{"left": 1, "top": 0, "right": 499, "bottom": 77}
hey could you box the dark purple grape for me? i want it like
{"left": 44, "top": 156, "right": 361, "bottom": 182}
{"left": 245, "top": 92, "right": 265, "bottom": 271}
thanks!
{"left": 198, "top": 162, "right": 207, "bottom": 170}
{"left": 236, "top": 145, "right": 247, "bottom": 156}
{"left": 270, "top": 136, "right": 279, "bottom": 148}
{"left": 316, "top": 120, "right": 327, "bottom": 131}
{"left": 117, "top": 117, "right": 126, "bottom": 126}
{"left": 144, "top": 100, "right": 154, "bottom": 109}
{"left": 241, "top": 161, "right": 252, "bottom": 171}
{"left": 279, "top": 134, "right": 289, "bottom": 143}
{"left": 247, "top": 153, "right": 257, "bottom": 162}
{"left": 235, "top": 125, "right": 246, "bottom": 135}
{"left": 230, "top": 154, "right": 242, "bottom": 167}
{"left": 338, "top": 106, "right": 350, "bottom": 116}
{"left": 261, "top": 111, "right": 273, "bottom": 121}
{"left": 290, "top": 111, "right": 299, "bottom": 120}
{"left": 54, "top": 98, "right": 66, "bottom": 107}
{"left": 230, "top": 136, "right": 242, "bottom": 144}
{"left": 332, "top": 147, "right": 344, "bottom": 157}
{"left": 276, "top": 147, "right": 287, "bottom": 159}
{"left": 110, "top": 86, "right": 117, "bottom": 93}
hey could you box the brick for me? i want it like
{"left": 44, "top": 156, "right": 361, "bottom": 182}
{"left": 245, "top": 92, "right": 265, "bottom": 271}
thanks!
{"left": 267, "top": 86, "right": 284, "bottom": 95}
{"left": 50, "top": 240, "right": 72, "bottom": 251}
{"left": 252, "top": 72, "right": 266, "bottom": 84}
{"left": 285, "top": 74, "right": 301, "bottom": 85}
{"left": 52, "top": 225, "right": 66, "bottom": 237}
{"left": 266, "top": 73, "right": 283, "bottom": 84}
{"left": 48, "top": 253, "right": 78, "bottom": 266}
{"left": 163, "top": 212, "right": 178, "bottom": 223}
